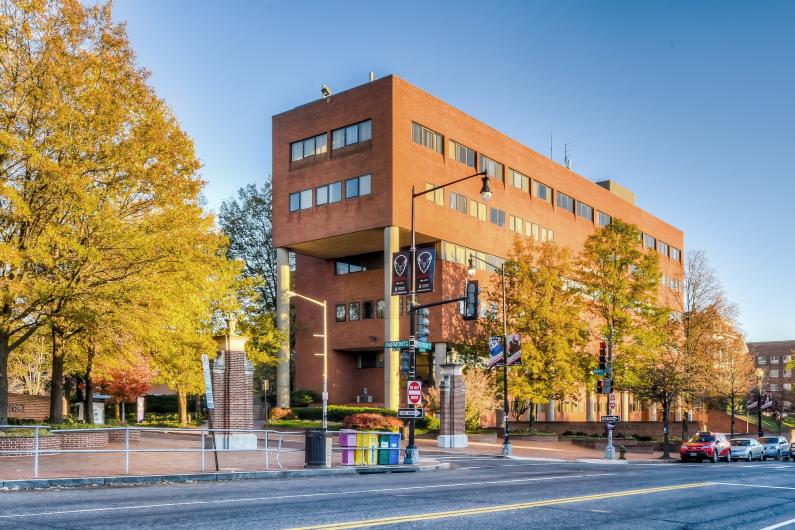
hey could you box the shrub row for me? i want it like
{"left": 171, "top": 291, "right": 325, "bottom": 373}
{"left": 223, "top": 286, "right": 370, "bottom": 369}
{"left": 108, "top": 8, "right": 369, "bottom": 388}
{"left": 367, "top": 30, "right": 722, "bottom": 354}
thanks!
{"left": 292, "top": 406, "right": 439, "bottom": 429}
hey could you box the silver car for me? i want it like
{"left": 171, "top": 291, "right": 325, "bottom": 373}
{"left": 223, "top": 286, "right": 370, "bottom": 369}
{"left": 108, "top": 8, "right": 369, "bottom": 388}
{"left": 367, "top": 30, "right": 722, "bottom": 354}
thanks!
{"left": 730, "top": 438, "right": 763, "bottom": 461}
{"left": 759, "top": 436, "right": 789, "bottom": 460}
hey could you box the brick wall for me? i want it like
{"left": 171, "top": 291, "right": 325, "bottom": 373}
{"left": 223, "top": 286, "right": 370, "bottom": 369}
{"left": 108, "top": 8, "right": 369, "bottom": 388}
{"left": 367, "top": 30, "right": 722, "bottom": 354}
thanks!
{"left": 0, "top": 435, "right": 59, "bottom": 456}
{"left": 509, "top": 420, "right": 700, "bottom": 438}
{"left": 211, "top": 351, "right": 253, "bottom": 430}
{"left": 54, "top": 430, "right": 109, "bottom": 449}
{"left": 108, "top": 430, "right": 142, "bottom": 443}
{"left": 8, "top": 393, "right": 66, "bottom": 420}
{"left": 439, "top": 371, "right": 465, "bottom": 436}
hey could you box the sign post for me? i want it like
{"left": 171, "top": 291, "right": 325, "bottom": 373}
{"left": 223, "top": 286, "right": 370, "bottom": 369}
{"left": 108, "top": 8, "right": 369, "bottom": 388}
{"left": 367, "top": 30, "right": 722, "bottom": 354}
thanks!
{"left": 201, "top": 354, "right": 219, "bottom": 471}
{"left": 407, "top": 380, "right": 422, "bottom": 407}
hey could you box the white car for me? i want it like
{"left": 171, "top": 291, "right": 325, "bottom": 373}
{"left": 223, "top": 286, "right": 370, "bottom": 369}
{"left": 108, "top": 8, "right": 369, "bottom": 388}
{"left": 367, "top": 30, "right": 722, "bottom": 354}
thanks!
{"left": 759, "top": 436, "right": 789, "bottom": 460}
{"left": 730, "top": 438, "right": 763, "bottom": 461}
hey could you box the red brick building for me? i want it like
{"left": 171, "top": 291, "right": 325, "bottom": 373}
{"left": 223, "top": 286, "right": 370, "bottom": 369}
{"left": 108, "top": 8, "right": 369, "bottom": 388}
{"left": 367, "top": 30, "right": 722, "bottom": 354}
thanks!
{"left": 272, "top": 75, "right": 684, "bottom": 419}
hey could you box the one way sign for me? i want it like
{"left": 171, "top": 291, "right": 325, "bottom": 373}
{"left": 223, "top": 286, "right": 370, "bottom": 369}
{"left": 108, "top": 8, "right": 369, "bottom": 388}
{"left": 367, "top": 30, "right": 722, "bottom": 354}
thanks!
{"left": 397, "top": 408, "right": 425, "bottom": 419}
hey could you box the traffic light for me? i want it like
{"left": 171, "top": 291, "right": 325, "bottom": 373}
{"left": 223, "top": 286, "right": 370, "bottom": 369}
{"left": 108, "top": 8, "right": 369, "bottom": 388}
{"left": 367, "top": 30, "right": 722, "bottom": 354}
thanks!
{"left": 597, "top": 378, "right": 613, "bottom": 395}
{"left": 400, "top": 350, "right": 410, "bottom": 374}
{"left": 598, "top": 341, "right": 607, "bottom": 372}
{"left": 416, "top": 308, "right": 430, "bottom": 342}
{"left": 463, "top": 280, "right": 479, "bottom": 321}
{"left": 597, "top": 380, "right": 604, "bottom": 395}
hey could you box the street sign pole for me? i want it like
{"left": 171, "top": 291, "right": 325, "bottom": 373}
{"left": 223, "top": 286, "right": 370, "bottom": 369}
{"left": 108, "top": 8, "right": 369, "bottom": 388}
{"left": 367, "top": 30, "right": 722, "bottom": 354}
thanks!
{"left": 604, "top": 325, "right": 615, "bottom": 460}
{"left": 201, "top": 354, "right": 219, "bottom": 472}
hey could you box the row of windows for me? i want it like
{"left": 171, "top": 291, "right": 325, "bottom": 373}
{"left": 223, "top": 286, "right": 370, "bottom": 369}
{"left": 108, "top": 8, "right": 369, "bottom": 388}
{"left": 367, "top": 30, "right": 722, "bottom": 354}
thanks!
{"left": 334, "top": 252, "right": 383, "bottom": 275}
{"left": 767, "top": 384, "right": 792, "bottom": 393}
{"left": 290, "top": 119, "right": 372, "bottom": 162}
{"left": 407, "top": 121, "right": 681, "bottom": 263}
{"left": 440, "top": 241, "right": 505, "bottom": 271}
{"left": 508, "top": 215, "right": 555, "bottom": 242}
{"left": 289, "top": 174, "right": 372, "bottom": 212}
{"left": 335, "top": 299, "right": 385, "bottom": 322}
{"left": 764, "top": 369, "right": 793, "bottom": 379}
{"left": 424, "top": 182, "right": 487, "bottom": 221}
{"left": 757, "top": 355, "right": 792, "bottom": 365}
{"left": 660, "top": 275, "right": 682, "bottom": 291}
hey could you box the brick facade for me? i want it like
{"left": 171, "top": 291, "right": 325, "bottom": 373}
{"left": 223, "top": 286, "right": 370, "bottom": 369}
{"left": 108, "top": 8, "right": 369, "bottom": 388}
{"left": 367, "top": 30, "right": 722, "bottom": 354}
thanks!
{"left": 210, "top": 351, "right": 254, "bottom": 430}
{"left": 8, "top": 393, "right": 66, "bottom": 421}
{"left": 55, "top": 430, "right": 109, "bottom": 449}
{"left": 439, "top": 366, "right": 465, "bottom": 437}
{"left": 0, "top": 435, "right": 59, "bottom": 456}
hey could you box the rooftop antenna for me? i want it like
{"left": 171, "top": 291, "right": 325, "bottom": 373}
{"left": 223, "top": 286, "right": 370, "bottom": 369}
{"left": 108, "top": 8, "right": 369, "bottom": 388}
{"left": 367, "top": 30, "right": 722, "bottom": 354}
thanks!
{"left": 564, "top": 143, "right": 572, "bottom": 170}
{"left": 321, "top": 84, "right": 332, "bottom": 98}
{"left": 368, "top": 71, "right": 376, "bottom": 82}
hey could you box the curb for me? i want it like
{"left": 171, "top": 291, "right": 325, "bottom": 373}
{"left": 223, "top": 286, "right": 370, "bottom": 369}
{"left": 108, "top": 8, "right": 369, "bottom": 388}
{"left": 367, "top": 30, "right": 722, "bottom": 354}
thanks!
{"left": 0, "top": 462, "right": 450, "bottom": 491}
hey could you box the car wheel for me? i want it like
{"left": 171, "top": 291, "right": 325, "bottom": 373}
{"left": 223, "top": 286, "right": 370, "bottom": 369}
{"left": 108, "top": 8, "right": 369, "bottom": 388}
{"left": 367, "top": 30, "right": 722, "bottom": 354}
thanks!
{"left": 712, "top": 451, "right": 719, "bottom": 463}
{"left": 747, "top": 453, "right": 753, "bottom": 462}
{"left": 726, "top": 452, "right": 732, "bottom": 463}
{"left": 762, "top": 455, "right": 767, "bottom": 461}
{"left": 776, "top": 451, "right": 781, "bottom": 461}
{"left": 681, "top": 455, "right": 688, "bottom": 463}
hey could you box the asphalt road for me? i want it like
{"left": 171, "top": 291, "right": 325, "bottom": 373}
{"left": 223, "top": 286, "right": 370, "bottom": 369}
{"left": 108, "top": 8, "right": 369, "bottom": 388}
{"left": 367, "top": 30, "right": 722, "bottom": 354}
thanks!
{"left": 2, "top": 451, "right": 795, "bottom": 529}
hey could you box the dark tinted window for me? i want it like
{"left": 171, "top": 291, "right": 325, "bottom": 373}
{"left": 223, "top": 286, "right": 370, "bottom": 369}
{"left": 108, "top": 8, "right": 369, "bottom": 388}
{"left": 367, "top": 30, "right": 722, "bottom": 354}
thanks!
{"left": 731, "top": 440, "right": 750, "bottom": 446}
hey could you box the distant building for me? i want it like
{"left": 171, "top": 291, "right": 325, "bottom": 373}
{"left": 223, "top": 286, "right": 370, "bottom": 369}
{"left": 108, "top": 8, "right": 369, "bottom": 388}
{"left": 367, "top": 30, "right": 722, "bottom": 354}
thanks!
{"left": 271, "top": 74, "right": 685, "bottom": 419}
{"left": 747, "top": 340, "right": 795, "bottom": 414}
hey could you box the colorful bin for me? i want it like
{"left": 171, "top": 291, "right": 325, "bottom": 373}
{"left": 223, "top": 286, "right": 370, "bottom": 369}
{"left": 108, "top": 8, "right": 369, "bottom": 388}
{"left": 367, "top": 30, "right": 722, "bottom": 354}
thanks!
{"left": 355, "top": 432, "right": 378, "bottom": 465}
{"left": 338, "top": 429, "right": 357, "bottom": 466}
{"left": 377, "top": 433, "right": 401, "bottom": 465}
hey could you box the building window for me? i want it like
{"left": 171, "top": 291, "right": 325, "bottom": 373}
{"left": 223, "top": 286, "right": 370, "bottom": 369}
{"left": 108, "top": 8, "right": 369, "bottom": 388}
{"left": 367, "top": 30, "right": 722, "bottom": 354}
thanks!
{"left": 376, "top": 299, "right": 385, "bottom": 319}
{"left": 335, "top": 304, "right": 346, "bottom": 322}
{"left": 784, "top": 369, "right": 792, "bottom": 378}
{"left": 450, "top": 192, "right": 468, "bottom": 214}
{"left": 576, "top": 201, "right": 594, "bottom": 221}
{"left": 771, "top": 369, "right": 780, "bottom": 378}
{"left": 670, "top": 247, "right": 681, "bottom": 261}
{"left": 535, "top": 181, "right": 552, "bottom": 203}
{"left": 510, "top": 169, "right": 530, "bottom": 193}
{"left": 656, "top": 241, "right": 669, "bottom": 257}
{"left": 348, "top": 302, "right": 360, "bottom": 321}
{"left": 332, "top": 119, "right": 372, "bottom": 150}
{"left": 357, "top": 351, "right": 384, "bottom": 369}
{"left": 526, "top": 221, "right": 539, "bottom": 240}
{"left": 556, "top": 192, "right": 574, "bottom": 213}
{"left": 642, "top": 233, "right": 656, "bottom": 250}
{"left": 346, "top": 174, "right": 372, "bottom": 199}
{"left": 449, "top": 140, "right": 476, "bottom": 167}
{"left": 489, "top": 207, "right": 505, "bottom": 227}
{"left": 289, "top": 189, "right": 313, "bottom": 212}
{"left": 479, "top": 154, "right": 504, "bottom": 182}
{"left": 316, "top": 181, "right": 342, "bottom": 206}
{"left": 598, "top": 212, "right": 611, "bottom": 227}
{"left": 469, "top": 200, "right": 487, "bottom": 221}
{"left": 424, "top": 182, "right": 444, "bottom": 206}
{"left": 771, "top": 383, "right": 780, "bottom": 392}
{"left": 757, "top": 356, "right": 766, "bottom": 365}
{"left": 509, "top": 215, "right": 524, "bottom": 235}
{"left": 363, "top": 301, "right": 374, "bottom": 319}
{"left": 290, "top": 133, "right": 327, "bottom": 162}
{"left": 771, "top": 356, "right": 780, "bottom": 364}
{"left": 785, "top": 383, "right": 792, "bottom": 392}
{"left": 541, "top": 227, "right": 554, "bottom": 242}
{"left": 412, "top": 122, "right": 443, "bottom": 153}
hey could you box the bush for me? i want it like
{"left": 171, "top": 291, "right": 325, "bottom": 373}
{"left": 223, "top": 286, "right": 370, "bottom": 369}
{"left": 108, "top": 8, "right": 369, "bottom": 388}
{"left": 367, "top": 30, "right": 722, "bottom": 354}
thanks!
{"left": 292, "top": 405, "right": 438, "bottom": 429}
{"left": 290, "top": 389, "right": 319, "bottom": 407}
{"left": 269, "top": 407, "right": 294, "bottom": 420}
{"left": 343, "top": 413, "right": 403, "bottom": 432}
{"left": 0, "top": 428, "right": 53, "bottom": 438}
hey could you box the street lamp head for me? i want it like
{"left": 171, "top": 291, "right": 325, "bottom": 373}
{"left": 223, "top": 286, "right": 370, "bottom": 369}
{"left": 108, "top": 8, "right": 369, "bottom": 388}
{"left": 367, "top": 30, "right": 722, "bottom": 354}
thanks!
{"left": 467, "top": 256, "right": 476, "bottom": 277}
{"left": 284, "top": 290, "right": 296, "bottom": 298}
{"left": 479, "top": 175, "right": 492, "bottom": 202}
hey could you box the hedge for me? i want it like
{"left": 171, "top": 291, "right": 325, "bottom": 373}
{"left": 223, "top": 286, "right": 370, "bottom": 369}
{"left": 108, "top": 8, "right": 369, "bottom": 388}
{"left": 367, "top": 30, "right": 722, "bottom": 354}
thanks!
{"left": 293, "top": 406, "right": 438, "bottom": 429}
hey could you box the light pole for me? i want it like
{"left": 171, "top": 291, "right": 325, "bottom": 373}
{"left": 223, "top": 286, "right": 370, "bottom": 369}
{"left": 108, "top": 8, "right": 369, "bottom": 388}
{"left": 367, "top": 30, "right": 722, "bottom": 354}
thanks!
{"left": 285, "top": 291, "right": 328, "bottom": 430}
{"left": 467, "top": 254, "right": 511, "bottom": 456}
{"left": 756, "top": 367, "right": 765, "bottom": 438}
{"left": 404, "top": 170, "right": 492, "bottom": 465}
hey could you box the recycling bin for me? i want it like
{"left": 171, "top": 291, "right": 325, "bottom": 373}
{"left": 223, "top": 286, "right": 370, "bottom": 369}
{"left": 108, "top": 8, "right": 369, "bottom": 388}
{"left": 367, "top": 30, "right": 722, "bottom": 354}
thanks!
{"left": 339, "top": 429, "right": 357, "bottom": 466}
{"left": 387, "top": 432, "right": 401, "bottom": 465}
{"left": 355, "top": 432, "right": 378, "bottom": 465}
{"left": 377, "top": 433, "right": 391, "bottom": 465}
{"left": 305, "top": 429, "right": 331, "bottom": 468}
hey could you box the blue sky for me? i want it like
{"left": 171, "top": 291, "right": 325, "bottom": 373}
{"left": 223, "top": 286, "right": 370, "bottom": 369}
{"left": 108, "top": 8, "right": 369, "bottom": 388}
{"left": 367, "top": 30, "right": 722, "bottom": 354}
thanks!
{"left": 113, "top": 0, "right": 794, "bottom": 341}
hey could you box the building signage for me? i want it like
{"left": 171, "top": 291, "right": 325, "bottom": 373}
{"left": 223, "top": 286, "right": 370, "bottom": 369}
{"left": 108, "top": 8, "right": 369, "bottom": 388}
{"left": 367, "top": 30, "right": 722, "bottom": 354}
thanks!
{"left": 391, "top": 251, "right": 411, "bottom": 296}
{"left": 201, "top": 354, "right": 215, "bottom": 410}
{"left": 488, "top": 336, "right": 504, "bottom": 368}
{"left": 761, "top": 392, "right": 774, "bottom": 411}
{"left": 397, "top": 408, "right": 425, "bottom": 419}
{"left": 506, "top": 333, "right": 521, "bottom": 366}
{"left": 415, "top": 247, "right": 436, "bottom": 293}
{"left": 407, "top": 380, "right": 422, "bottom": 406}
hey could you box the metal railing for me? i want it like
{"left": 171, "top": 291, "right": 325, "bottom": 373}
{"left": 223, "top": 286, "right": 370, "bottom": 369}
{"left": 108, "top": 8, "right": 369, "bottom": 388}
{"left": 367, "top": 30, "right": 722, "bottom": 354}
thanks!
{"left": 0, "top": 425, "right": 303, "bottom": 479}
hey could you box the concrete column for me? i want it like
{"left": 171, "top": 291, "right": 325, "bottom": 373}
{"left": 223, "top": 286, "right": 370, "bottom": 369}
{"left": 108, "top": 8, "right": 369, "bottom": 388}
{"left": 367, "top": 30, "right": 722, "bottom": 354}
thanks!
{"left": 586, "top": 391, "right": 596, "bottom": 422}
{"left": 276, "top": 247, "right": 291, "bottom": 408}
{"left": 621, "top": 391, "right": 630, "bottom": 420}
{"left": 547, "top": 399, "right": 556, "bottom": 422}
{"left": 383, "top": 227, "right": 401, "bottom": 410}
{"left": 674, "top": 396, "right": 683, "bottom": 422}
{"left": 648, "top": 402, "right": 658, "bottom": 422}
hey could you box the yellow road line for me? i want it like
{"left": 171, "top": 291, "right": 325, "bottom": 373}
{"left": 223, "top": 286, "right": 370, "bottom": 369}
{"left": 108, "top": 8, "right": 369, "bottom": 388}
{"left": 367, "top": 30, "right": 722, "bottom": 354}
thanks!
{"left": 288, "top": 482, "right": 713, "bottom": 530}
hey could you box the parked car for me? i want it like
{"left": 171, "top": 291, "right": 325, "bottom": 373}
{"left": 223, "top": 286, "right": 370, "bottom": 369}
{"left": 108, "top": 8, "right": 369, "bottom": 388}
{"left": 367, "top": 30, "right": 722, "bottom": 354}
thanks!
{"left": 680, "top": 432, "right": 731, "bottom": 462}
{"left": 730, "top": 438, "right": 764, "bottom": 461}
{"left": 759, "top": 436, "right": 789, "bottom": 460}
{"left": 790, "top": 441, "right": 795, "bottom": 460}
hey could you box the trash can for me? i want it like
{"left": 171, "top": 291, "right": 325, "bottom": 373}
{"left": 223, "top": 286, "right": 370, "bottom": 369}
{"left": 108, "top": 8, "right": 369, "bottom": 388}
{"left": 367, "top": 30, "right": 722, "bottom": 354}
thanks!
{"left": 339, "top": 429, "right": 357, "bottom": 466}
{"left": 305, "top": 429, "right": 330, "bottom": 468}
{"left": 355, "top": 432, "right": 378, "bottom": 465}
{"left": 388, "top": 432, "right": 401, "bottom": 465}
{"left": 377, "top": 433, "right": 391, "bottom": 465}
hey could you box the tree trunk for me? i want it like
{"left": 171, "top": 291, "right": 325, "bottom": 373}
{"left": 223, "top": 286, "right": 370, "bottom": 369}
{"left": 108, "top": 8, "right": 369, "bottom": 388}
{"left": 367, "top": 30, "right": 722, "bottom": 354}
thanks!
{"left": 194, "top": 395, "right": 202, "bottom": 418}
{"left": 730, "top": 393, "right": 736, "bottom": 440}
{"left": 114, "top": 401, "right": 120, "bottom": 421}
{"left": 662, "top": 399, "right": 671, "bottom": 459}
{"left": 178, "top": 391, "right": 188, "bottom": 425}
{"left": 0, "top": 333, "right": 9, "bottom": 425}
{"left": 49, "top": 327, "right": 65, "bottom": 424}
{"left": 84, "top": 345, "right": 95, "bottom": 424}
{"left": 528, "top": 400, "right": 535, "bottom": 430}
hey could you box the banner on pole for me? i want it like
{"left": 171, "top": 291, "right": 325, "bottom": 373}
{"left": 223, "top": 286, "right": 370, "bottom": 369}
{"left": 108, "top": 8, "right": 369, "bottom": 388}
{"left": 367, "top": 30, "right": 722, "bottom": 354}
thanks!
{"left": 506, "top": 333, "right": 522, "bottom": 366}
{"left": 488, "top": 336, "right": 504, "bottom": 368}
{"left": 391, "top": 251, "right": 411, "bottom": 296}
{"left": 201, "top": 354, "right": 215, "bottom": 410}
{"left": 415, "top": 247, "right": 436, "bottom": 293}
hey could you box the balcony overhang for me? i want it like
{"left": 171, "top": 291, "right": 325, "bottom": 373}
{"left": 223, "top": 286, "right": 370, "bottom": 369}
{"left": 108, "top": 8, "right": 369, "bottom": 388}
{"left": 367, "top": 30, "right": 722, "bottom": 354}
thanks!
{"left": 288, "top": 227, "right": 437, "bottom": 260}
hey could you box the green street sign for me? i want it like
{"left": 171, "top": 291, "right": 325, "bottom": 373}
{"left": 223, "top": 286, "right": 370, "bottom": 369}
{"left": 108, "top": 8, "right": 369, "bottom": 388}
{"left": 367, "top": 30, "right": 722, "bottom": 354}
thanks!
{"left": 593, "top": 368, "right": 606, "bottom": 376}
{"left": 384, "top": 340, "right": 432, "bottom": 351}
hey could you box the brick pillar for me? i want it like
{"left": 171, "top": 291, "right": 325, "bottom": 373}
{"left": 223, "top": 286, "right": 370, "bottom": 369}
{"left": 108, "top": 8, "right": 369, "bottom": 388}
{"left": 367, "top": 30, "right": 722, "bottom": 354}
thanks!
{"left": 211, "top": 318, "right": 255, "bottom": 449}
{"left": 437, "top": 362, "right": 467, "bottom": 448}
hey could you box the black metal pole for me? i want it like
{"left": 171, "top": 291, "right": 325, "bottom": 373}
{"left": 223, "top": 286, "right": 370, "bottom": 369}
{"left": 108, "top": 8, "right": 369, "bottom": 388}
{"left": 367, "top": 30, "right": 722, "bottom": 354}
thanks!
{"left": 758, "top": 383, "right": 763, "bottom": 438}
{"left": 405, "top": 187, "right": 418, "bottom": 465}
{"left": 501, "top": 261, "right": 511, "bottom": 456}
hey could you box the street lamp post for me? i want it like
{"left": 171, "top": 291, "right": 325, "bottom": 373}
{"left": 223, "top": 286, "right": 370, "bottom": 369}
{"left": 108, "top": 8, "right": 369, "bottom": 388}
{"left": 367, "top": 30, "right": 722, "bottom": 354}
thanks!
{"left": 404, "top": 170, "right": 492, "bottom": 465}
{"left": 468, "top": 254, "right": 511, "bottom": 456}
{"left": 756, "top": 368, "right": 765, "bottom": 438}
{"left": 286, "top": 291, "right": 328, "bottom": 430}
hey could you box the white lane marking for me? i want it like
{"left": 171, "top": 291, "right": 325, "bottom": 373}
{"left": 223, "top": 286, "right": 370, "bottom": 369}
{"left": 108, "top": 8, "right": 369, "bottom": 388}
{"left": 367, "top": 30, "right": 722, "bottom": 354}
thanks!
{"left": 712, "top": 482, "right": 795, "bottom": 491}
{"left": 456, "top": 466, "right": 483, "bottom": 470}
{"left": 0, "top": 473, "right": 616, "bottom": 519}
{"left": 759, "top": 516, "right": 795, "bottom": 530}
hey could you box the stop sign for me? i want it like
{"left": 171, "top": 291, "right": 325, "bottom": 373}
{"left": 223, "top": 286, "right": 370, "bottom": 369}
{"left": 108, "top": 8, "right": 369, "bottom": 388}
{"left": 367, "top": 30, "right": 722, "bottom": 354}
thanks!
{"left": 407, "top": 380, "right": 422, "bottom": 406}
{"left": 608, "top": 393, "right": 616, "bottom": 410}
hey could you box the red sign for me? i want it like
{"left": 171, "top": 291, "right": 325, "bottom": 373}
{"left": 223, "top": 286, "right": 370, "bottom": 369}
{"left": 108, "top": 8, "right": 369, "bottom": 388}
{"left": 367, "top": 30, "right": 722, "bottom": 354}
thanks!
{"left": 407, "top": 380, "right": 422, "bottom": 406}
{"left": 608, "top": 394, "right": 616, "bottom": 410}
